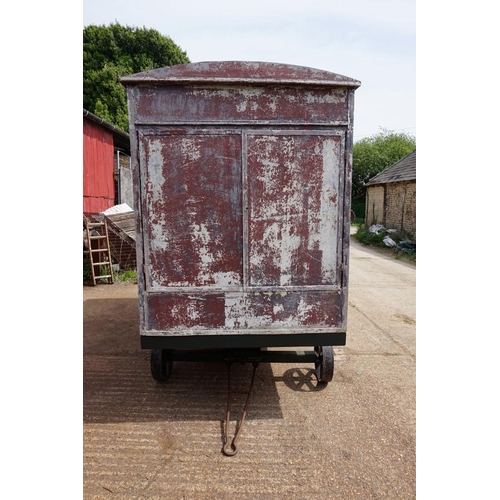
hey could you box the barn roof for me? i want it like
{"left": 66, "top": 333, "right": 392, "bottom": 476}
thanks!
{"left": 83, "top": 109, "right": 130, "bottom": 154}
{"left": 365, "top": 150, "right": 416, "bottom": 186}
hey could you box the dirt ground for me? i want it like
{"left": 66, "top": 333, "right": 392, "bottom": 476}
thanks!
{"left": 83, "top": 239, "right": 416, "bottom": 499}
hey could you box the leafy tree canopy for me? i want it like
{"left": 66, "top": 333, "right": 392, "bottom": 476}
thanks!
{"left": 352, "top": 128, "right": 416, "bottom": 200}
{"left": 83, "top": 22, "right": 190, "bottom": 132}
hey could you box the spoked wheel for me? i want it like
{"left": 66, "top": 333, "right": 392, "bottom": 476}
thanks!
{"left": 150, "top": 349, "right": 173, "bottom": 382}
{"left": 314, "top": 346, "right": 334, "bottom": 384}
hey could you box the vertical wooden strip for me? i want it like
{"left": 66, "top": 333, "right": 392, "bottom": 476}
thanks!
{"left": 341, "top": 88, "right": 357, "bottom": 329}
{"left": 242, "top": 132, "right": 249, "bottom": 292}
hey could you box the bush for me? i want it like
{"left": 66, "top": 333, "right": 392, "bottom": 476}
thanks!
{"left": 353, "top": 225, "right": 388, "bottom": 246}
{"left": 352, "top": 225, "right": 416, "bottom": 262}
{"left": 351, "top": 198, "right": 365, "bottom": 222}
{"left": 83, "top": 256, "right": 93, "bottom": 283}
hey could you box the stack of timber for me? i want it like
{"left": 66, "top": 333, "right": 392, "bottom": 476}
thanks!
{"left": 103, "top": 211, "right": 137, "bottom": 271}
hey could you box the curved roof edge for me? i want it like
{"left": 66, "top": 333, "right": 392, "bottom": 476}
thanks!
{"left": 120, "top": 61, "right": 361, "bottom": 88}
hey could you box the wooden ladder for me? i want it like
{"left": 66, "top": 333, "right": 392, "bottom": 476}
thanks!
{"left": 84, "top": 219, "right": 114, "bottom": 285}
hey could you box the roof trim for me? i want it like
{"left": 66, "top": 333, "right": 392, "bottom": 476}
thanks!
{"left": 83, "top": 109, "right": 130, "bottom": 153}
{"left": 83, "top": 109, "right": 130, "bottom": 141}
{"left": 365, "top": 150, "right": 416, "bottom": 186}
{"left": 120, "top": 61, "right": 361, "bottom": 88}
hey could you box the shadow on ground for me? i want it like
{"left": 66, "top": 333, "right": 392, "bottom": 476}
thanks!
{"left": 84, "top": 298, "right": 327, "bottom": 425}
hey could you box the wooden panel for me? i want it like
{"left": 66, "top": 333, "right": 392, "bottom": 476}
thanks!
{"left": 139, "top": 132, "right": 243, "bottom": 289}
{"left": 131, "top": 85, "right": 349, "bottom": 125}
{"left": 247, "top": 132, "right": 344, "bottom": 287}
{"left": 145, "top": 291, "right": 342, "bottom": 332}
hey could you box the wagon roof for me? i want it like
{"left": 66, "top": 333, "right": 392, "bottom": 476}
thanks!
{"left": 120, "top": 61, "right": 361, "bottom": 88}
{"left": 365, "top": 150, "right": 416, "bottom": 186}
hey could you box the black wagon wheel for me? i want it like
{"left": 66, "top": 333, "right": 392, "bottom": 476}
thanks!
{"left": 150, "top": 349, "right": 174, "bottom": 382}
{"left": 314, "top": 346, "right": 334, "bottom": 384}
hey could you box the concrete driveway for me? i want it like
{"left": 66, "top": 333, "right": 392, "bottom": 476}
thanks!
{"left": 83, "top": 238, "right": 416, "bottom": 499}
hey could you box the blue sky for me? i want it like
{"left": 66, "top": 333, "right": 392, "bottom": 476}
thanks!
{"left": 83, "top": 0, "right": 416, "bottom": 142}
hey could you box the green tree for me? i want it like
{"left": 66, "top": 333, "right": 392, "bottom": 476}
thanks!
{"left": 83, "top": 23, "right": 190, "bottom": 132}
{"left": 352, "top": 128, "right": 416, "bottom": 201}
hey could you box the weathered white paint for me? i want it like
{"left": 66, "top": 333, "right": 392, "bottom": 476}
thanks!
{"left": 273, "top": 303, "right": 285, "bottom": 315}
{"left": 146, "top": 140, "right": 170, "bottom": 283}
{"left": 318, "top": 138, "right": 339, "bottom": 283}
{"left": 266, "top": 95, "right": 278, "bottom": 112}
{"left": 222, "top": 293, "right": 317, "bottom": 329}
{"left": 212, "top": 271, "right": 241, "bottom": 287}
{"left": 191, "top": 88, "right": 233, "bottom": 99}
{"left": 192, "top": 86, "right": 266, "bottom": 100}
{"left": 190, "top": 222, "right": 212, "bottom": 264}
{"left": 305, "top": 91, "right": 345, "bottom": 104}
{"left": 189, "top": 223, "right": 241, "bottom": 286}
{"left": 297, "top": 297, "right": 314, "bottom": 322}
{"left": 180, "top": 137, "right": 202, "bottom": 162}
{"left": 147, "top": 139, "right": 165, "bottom": 204}
{"left": 186, "top": 302, "right": 200, "bottom": 321}
{"left": 248, "top": 134, "right": 340, "bottom": 286}
{"left": 224, "top": 293, "right": 273, "bottom": 329}
{"left": 149, "top": 219, "right": 168, "bottom": 253}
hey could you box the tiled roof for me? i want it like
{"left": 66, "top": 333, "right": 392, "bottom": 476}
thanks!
{"left": 365, "top": 150, "right": 416, "bottom": 186}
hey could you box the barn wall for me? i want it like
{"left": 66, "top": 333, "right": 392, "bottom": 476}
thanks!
{"left": 83, "top": 119, "right": 115, "bottom": 214}
{"left": 365, "top": 185, "right": 385, "bottom": 227}
{"left": 385, "top": 181, "right": 416, "bottom": 239}
{"left": 114, "top": 153, "right": 134, "bottom": 208}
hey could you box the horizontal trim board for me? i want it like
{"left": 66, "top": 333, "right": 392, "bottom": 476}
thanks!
{"left": 141, "top": 331, "right": 346, "bottom": 349}
{"left": 134, "top": 121, "right": 349, "bottom": 127}
{"left": 146, "top": 285, "right": 343, "bottom": 293}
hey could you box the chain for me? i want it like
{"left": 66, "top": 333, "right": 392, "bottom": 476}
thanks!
{"left": 222, "top": 361, "right": 259, "bottom": 456}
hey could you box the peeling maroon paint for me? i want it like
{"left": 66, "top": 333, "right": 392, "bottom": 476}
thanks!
{"left": 147, "top": 294, "right": 226, "bottom": 330}
{"left": 121, "top": 62, "right": 360, "bottom": 343}
{"left": 140, "top": 132, "right": 243, "bottom": 288}
{"left": 129, "top": 85, "right": 350, "bottom": 125}
{"left": 146, "top": 291, "right": 341, "bottom": 332}
{"left": 247, "top": 132, "right": 343, "bottom": 287}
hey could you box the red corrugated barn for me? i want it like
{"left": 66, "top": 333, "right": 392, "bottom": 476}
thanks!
{"left": 83, "top": 109, "right": 130, "bottom": 215}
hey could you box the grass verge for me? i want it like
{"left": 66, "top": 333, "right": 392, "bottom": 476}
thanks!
{"left": 114, "top": 269, "right": 138, "bottom": 282}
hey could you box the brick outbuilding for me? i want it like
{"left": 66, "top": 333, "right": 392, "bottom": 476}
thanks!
{"left": 364, "top": 150, "right": 416, "bottom": 239}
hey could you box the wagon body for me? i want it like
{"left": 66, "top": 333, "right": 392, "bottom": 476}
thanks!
{"left": 121, "top": 61, "right": 360, "bottom": 351}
